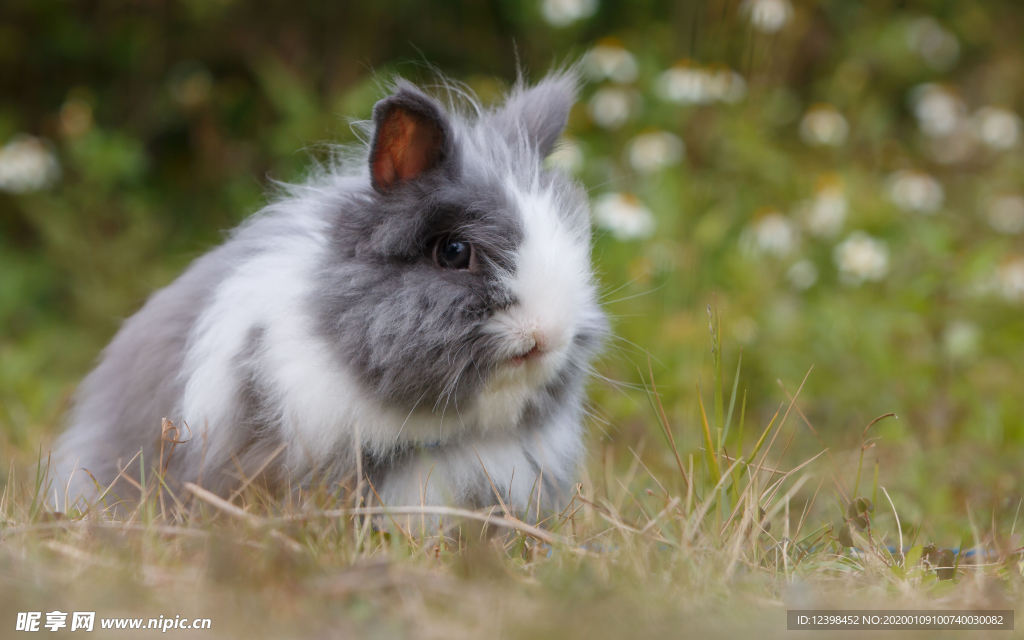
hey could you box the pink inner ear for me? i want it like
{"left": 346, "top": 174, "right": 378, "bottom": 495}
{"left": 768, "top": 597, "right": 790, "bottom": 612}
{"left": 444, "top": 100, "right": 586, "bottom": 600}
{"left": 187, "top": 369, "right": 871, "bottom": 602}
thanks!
{"left": 372, "top": 107, "right": 444, "bottom": 190}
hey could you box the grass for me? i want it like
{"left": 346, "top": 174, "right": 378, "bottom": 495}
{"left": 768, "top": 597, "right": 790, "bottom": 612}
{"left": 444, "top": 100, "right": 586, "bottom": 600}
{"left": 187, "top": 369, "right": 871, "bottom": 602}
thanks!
{"left": 2, "top": 327, "right": 1021, "bottom": 639}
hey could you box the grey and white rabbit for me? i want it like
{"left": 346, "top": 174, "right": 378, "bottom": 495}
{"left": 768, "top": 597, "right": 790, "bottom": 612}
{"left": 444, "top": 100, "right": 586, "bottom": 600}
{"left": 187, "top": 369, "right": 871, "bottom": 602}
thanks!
{"left": 52, "top": 69, "right": 607, "bottom": 520}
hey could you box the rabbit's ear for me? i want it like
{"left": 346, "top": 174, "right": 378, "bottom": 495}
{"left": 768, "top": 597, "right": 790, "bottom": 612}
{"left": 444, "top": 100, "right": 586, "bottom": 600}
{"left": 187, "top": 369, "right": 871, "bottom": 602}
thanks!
{"left": 369, "top": 84, "right": 452, "bottom": 193}
{"left": 494, "top": 70, "right": 579, "bottom": 158}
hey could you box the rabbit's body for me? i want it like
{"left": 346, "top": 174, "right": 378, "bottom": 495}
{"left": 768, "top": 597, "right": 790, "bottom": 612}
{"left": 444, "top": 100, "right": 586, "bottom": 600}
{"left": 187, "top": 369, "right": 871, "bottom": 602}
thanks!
{"left": 53, "top": 72, "right": 606, "bottom": 519}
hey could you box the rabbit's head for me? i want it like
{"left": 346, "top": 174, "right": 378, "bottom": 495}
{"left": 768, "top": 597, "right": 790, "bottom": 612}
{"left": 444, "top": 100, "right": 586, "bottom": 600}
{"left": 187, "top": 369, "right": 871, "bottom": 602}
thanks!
{"left": 315, "top": 71, "right": 607, "bottom": 432}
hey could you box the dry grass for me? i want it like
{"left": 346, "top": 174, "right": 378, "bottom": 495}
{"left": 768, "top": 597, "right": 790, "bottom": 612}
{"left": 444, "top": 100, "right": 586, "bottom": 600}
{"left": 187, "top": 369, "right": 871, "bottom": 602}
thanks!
{"left": 2, "top": 343, "right": 1021, "bottom": 638}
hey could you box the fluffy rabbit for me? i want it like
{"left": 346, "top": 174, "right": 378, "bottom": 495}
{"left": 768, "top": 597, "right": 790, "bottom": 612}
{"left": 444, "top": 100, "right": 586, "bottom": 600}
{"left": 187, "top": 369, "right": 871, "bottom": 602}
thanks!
{"left": 51, "top": 70, "right": 607, "bottom": 521}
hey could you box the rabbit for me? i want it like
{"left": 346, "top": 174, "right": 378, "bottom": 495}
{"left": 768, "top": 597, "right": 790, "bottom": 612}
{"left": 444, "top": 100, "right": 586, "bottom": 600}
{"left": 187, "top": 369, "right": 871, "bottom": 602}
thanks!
{"left": 50, "top": 68, "right": 607, "bottom": 523}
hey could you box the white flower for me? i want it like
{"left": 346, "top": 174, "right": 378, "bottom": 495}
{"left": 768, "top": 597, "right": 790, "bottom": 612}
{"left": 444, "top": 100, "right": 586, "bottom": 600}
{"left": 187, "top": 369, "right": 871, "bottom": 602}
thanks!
{"left": 996, "top": 258, "right": 1024, "bottom": 304}
{"left": 657, "top": 64, "right": 711, "bottom": 105}
{"left": 803, "top": 180, "right": 847, "bottom": 238}
{"left": 888, "top": 171, "right": 943, "bottom": 213}
{"left": 973, "top": 107, "right": 1021, "bottom": 151}
{"left": 541, "top": 0, "right": 598, "bottom": 27}
{"left": 787, "top": 260, "right": 818, "bottom": 291}
{"left": 943, "top": 320, "right": 980, "bottom": 360}
{"left": 909, "top": 84, "right": 965, "bottom": 138}
{"left": 657, "top": 64, "right": 746, "bottom": 105}
{"left": 834, "top": 232, "right": 889, "bottom": 285}
{"left": 626, "top": 131, "right": 684, "bottom": 173}
{"left": 0, "top": 135, "right": 61, "bottom": 194}
{"left": 545, "top": 137, "right": 584, "bottom": 173}
{"left": 744, "top": 211, "right": 797, "bottom": 257}
{"left": 799, "top": 105, "right": 848, "bottom": 147}
{"left": 741, "top": 0, "right": 793, "bottom": 34}
{"left": 593, "top": 192, "right": 655, "bottom": 240}
{"left": 584, "top": 42, "right": 638, "bottom": 84}
{"left": 906, "top": 17, "right": 960, "bottom": 71}
{"left": 907, "top": 85, "right": 977, "bottom": 164}
{"left": 587, "top": 86, "right": 635, "bottom": 129}
{"left": 986, "top": 195, "right": 1024, "bottom": 235}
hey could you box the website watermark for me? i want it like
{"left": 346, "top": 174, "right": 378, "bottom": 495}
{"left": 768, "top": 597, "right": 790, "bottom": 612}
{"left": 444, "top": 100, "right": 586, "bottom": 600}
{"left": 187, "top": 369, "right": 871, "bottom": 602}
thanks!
{"left": 15, "top": 612, "right": 212, "bottom": 632}
{"left": 787, "top": 610, "right": 1013, "bottom": 630}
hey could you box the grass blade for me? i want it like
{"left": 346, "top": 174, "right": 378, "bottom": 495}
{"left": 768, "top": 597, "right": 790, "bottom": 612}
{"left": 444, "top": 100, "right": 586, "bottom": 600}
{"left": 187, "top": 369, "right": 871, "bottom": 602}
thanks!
{"left": 697, "top": 382, "right": 722, "bottom": 486}
{"left": 722, "top": 349, "right": 743, "bottom": 446}
{"left": 641, "top": 363, "right": 690, "bottom": 490}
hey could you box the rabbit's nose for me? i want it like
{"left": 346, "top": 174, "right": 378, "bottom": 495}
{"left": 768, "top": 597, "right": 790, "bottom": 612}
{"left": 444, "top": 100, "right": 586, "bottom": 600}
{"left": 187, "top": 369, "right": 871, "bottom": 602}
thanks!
{"left": 511, "top": 330, "right": 546, "bottom": 365}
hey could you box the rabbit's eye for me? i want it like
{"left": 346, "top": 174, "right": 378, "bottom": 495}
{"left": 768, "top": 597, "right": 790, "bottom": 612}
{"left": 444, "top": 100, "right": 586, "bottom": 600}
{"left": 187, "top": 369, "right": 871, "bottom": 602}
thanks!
{"left": 434, "top": 237, "right": 474, "bottom": 270}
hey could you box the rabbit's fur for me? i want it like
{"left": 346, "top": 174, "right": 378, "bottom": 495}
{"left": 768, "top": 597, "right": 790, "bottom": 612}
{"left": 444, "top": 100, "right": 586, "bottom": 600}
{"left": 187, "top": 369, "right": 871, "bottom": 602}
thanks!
{"left": 52, "top": 70, "right": 607, "bottom": 521}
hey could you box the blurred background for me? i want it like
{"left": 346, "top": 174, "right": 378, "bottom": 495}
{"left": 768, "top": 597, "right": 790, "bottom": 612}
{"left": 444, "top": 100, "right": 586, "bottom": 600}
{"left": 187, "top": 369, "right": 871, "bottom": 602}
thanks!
{"left": 2, "top": 0, "right": 1023, "bottom": 534}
